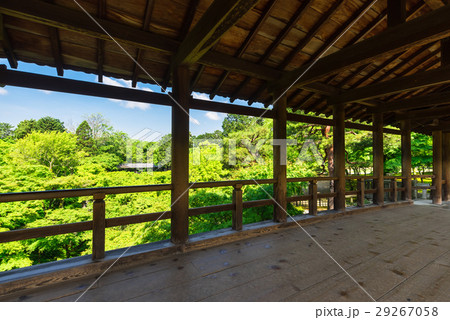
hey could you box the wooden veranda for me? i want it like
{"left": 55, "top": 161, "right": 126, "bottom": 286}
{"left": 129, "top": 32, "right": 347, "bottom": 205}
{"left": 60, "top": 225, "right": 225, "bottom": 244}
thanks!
{"left": 1, "top": 0, "right": 450, "bottom": 300}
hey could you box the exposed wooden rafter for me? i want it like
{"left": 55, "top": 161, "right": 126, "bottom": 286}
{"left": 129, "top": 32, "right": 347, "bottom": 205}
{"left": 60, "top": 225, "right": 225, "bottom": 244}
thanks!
{"left": 269, "top": 3, "right": 450, "bottom": 93}
{"left": 0, "top": 13, "right": 17, "bottom": 69}
{"left": 379, "top": 90, "right": 450, "bottom": 113}
{"left": 230, "top": 0, "right": 312, "bottom": 102}
{"left": 171, "top": 0, "right": 259, "bottom": 67}
{"left": 131, "top": 0, "right": 154, "bottom": 88}
{"left": 329, "top": 64, "right": 450, "bottom": 105}
{"left": 0, "top": 0, "right": 338, "bottom": 98}
{"left": 48, "top": 27, "right": 63, "bottom": 76}
{"left": 161, "top": 0, "right": 200, "bottom": 90}
{"left": 208, "top": 0, "right": 277, "bottom": 99}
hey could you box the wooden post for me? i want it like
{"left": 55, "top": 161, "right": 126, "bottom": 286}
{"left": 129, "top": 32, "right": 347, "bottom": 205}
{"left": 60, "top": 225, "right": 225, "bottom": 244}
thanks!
{"left": 432, "top": 130, "right": 443, "bottom": 205}
{"left": 387, "top": 0, "right": 406, "bottom": 28}
{"left": 373, "top": 113, "right": 384, "bottom": 205}
{"left": 442, "top": 38, "right": 450, "bottom": 202}
{"left": 171, "top": 65, "right": 190, "bottom": 244}
{"left": 333, "top": 104, "right": 346, "bottom": 211}
{"left": 443, "top": 133, "right": 450, "bottom": 202}
{"left": 232, "top": 184, "right": 243, "bottom": 231}
{"left": 309, "top": 180, "right": 318, "bottom": 216}
{"left": 273, "top": 93, "right": 287, "bottom": 222}
{"left": 92, "top": 193, "right": 105, "bottom": 260}
{"left": 390, "top": 178, "right": 398, "bottom": 202}
{"left": 400, "top": 119, "right": 412, "bottom": 201}
{"left": 357, "top": 178, "right": 365, "bottom": 207}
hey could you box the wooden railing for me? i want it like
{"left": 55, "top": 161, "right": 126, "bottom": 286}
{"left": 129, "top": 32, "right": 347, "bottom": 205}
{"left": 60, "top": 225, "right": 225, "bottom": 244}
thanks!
{"left": 0, "top": 175, "right": 409, "bottom": 261}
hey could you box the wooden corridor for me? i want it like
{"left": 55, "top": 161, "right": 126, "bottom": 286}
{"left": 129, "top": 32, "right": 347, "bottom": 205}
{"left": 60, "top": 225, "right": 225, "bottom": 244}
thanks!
{"left": 1, "top": 204, "right": 449, "bottom": 302}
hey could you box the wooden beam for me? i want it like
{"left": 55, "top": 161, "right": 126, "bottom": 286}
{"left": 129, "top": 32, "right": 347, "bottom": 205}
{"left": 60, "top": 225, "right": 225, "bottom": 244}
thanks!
{"left": 273, "top": 92, "right": 287, "bottom": 223}
{"left": 387, "top": 0, "right": 406, "bottom": 27}
{"left": 373, "top": 113, "right": 384, "bottom": 205}
{"left": 424, "top": 0, "right": 448, "bottom": 10}
{"left": 379, "top": 90, "right": 450, "bottom": 113}
{"left": 432, "top": 130, "right": 443, "bottom": 204}
{"left": 170, "top": 66, "right": 190, "bottom": 244}
{"left": 396, "top": 104, "right": 450, "bottom": 121}
{"left": 333, "top": 105, "right": 346, "bottom": 211}
{"left": 400, "top": 120, "right": 412, "bottom": 201}
{"left": 329, "top": 65, "right": 450, "bottom": 105}
{"left": 172, "top": 0, "right": 258, "bottom": 66}
{"left": 0, "top": 13, "right": 17, "bottom": 68}
{"left": 269, "top": 3, "right": 450, "bottom": 93}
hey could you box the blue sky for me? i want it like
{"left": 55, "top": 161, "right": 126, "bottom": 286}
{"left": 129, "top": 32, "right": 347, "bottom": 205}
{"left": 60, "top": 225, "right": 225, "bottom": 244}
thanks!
{"left": 0, "top": 58, "right": 265, "bottom": 138}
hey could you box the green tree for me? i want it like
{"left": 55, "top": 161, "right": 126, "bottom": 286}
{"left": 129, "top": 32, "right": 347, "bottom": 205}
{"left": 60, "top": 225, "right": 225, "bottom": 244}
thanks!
{"left": 222, "top": 114, "right": 263, "bottom": 137}
{"left": 10, "top": 131, "right": 84, "bottom": 176}
{"left": 15, "top": 119, "right": 38, "bottom": 139}
{"left": 0, "top": 122, "right": 14, "bottom": 140}
{"left": 36, "top": 116, "right": 65, "bottom": 133}
{"left": 75, "top": 120, "right": 95, "bottom": 153}
{"left": 85, "top": 113, "right": 109, "bottom": 140}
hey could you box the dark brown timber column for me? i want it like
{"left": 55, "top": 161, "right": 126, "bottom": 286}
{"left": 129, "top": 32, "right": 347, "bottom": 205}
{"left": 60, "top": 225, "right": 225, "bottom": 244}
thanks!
{"left": 273, "top": 94, "right": 287, "bottom": 222}
{"left": 442, "top": 38, "right": 450, "bottom": 202}
{"left": 373, "top": 113, "right": 384, "bottom": 205}
{"left": 443, "top": 132, "right": 450, "bottom": 202}
{"left": 333, "top": 105, "right": 346, "bottom": 211}
{"left": 432, "top": 130, "right": 443, "bottom": 205}
{"left": 400, "top": 120, "right": 412, "bottom": 201}
{"left": 171, "top": 66, "right": 190, "bottom": 244}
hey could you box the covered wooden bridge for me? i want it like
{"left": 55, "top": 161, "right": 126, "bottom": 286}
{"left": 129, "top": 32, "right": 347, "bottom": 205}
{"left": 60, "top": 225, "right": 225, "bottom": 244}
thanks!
{"left": 0, "top": 0, "right": 450, "bottom": 301}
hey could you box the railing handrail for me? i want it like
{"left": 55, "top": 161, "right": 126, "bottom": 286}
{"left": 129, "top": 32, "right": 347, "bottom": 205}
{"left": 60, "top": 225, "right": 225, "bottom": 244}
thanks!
{"left": 0, "top": 184, "right": 173, "bottom": 203}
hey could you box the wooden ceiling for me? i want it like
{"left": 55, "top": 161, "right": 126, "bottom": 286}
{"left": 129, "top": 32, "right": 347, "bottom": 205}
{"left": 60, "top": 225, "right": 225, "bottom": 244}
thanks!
{"left": 1, "top": 0, "right": 450, "bottom": 134}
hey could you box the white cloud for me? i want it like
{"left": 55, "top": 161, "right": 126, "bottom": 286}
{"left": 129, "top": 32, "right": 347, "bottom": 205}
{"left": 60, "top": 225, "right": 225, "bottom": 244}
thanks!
{"left": 190, "top": 117, "right": 200, "bottom": 125}
{"left": 123, "top": 101, "right": 151, "bottom": 111}
{"left": 205, "top": 111, "right": 220, "bottom": 121}
{"left": 102, "top": 76, "right": 152, "bottom": 110}
{"left": 103, "top": 77, "right": 126, "bottom": 87}
{"left": 39, "top": 90, "right": 52, "bottom": 95}
{"left": 0, "top": 87, "right": 7, "bottom": 95}
{"left": 192, "top": 92, "right": 210, "bottom": 101}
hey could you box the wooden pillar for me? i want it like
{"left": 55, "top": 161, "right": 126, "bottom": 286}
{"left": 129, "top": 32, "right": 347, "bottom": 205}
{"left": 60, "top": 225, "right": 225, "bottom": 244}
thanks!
{"left": 333, "top": 105, "right": 346, "bottom": 211}
{"left": 273, "top": 94, "right": 287, "bottom": 222}
{"left": 232, "top": 184, "right": 243, "bottom": 231}
{"left": 432, "top": 130, "right": 443, "bottom": 205}
{"left": 309, "top": 180, "right": 318, "bottom": 216}
{"left": 92, "top": 193, "right": 105, "bottom": 260}
{"left": 400, "top": 120, "right": 412, "bottom": 201}
{"left": 171, "top": 66, "right": 190, "bottom": 244}
{"left": 443, "top": 132, "right": 450, "bottom": 202}
{"left": 373, "top": 113, "right": 384, "bottom": 205}
{"left": 387, "top": 0, "right": 406, "bottom": 27}
{"left": 357, "top": 178, "right": 365, "bottom": 207}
